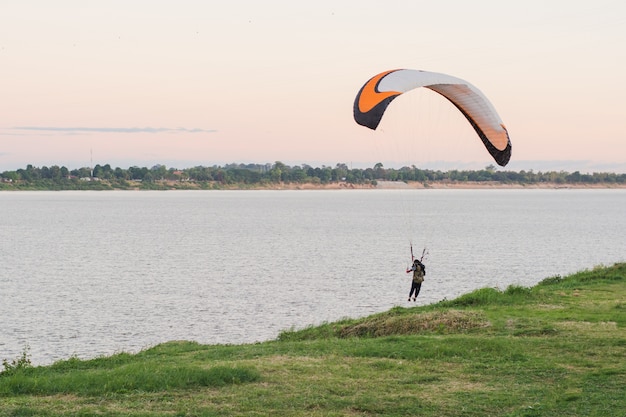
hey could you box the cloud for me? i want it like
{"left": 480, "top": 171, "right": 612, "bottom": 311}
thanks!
{"left": 11, "top": 126, "right": 217, "bottom": 134}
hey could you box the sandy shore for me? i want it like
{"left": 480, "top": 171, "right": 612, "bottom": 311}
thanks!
{"left": 8, "top": 179, "right": 622, "bottom": 191}
{"left": 253, "top": 180, "right": 626, "bottom": 190}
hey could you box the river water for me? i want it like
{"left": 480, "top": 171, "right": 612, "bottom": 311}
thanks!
{"left": 1, "top": 189, "right": 624, "bottom": 365}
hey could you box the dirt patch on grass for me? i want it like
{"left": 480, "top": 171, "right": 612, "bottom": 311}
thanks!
{"left": 339, "top": 310, "right": 490, "bottom": 338}
{"left": 558, "top": 321, "right": 618, "bottom": 330}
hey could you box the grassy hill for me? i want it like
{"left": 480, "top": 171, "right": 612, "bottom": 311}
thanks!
{"left": 1, "top": 263, "right": 625, "bottom": 416}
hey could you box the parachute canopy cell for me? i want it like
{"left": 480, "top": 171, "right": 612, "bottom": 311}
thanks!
{"left": 353, "top": 69, "right": 512, "bottom": 166}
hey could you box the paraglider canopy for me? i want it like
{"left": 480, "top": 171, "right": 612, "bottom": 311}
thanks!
{"left": 354, "top": 69, "right": 512, "bottom": 166}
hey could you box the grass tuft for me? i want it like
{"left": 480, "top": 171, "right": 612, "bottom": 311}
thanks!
{"left": 0, "top": 356, "right": 259, "bottom": 396}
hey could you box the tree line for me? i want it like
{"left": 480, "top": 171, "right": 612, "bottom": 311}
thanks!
{"left": 1, "top": 162, "right": 625, "bottom": 190}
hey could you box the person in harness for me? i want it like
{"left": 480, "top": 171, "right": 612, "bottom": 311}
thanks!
{"left": 406, "top": 258, "right": 425, "bottom": 301}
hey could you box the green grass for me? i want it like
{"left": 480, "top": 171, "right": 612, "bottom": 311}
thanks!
{"left": 1, "top": 263, "right": 625, "bottom": 416}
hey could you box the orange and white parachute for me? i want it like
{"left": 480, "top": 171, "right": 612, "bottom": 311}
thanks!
{"left": 353, "top": 69, "right": 512, "bottom": 166}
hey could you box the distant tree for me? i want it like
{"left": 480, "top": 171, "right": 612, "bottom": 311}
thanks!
{"left": 567, "top": 171, "right": 582, "bottom": 183}
{"left": 151, "top": 164, "right": 168, "bottom": 180}
{"left": 290, "top": 165, "right": 307, "bottom": 183}
{"left": 71, "top": 167, "right": 92, "bottom": 178}
{"left": 93, "top": 164, "right": 113, "bottom": 179}
{"left": 128, "top": 166, "right": 148, "bottom": 180}
{"left": 374, "top": 162, "right": 386, "bottom": 179}
{"left": 269, "top": 161, "right": 286, "bottom": 183}
{"left": 318, "top": 166, "right": 332, "bottom": 184}
{"left": 1, "top": 171, "right": 19, "bottom": 182}
{"left": 332, "top": 163, "right": 348, "bottom": 181}
{"left": 114, "top": 167, "right": 128, "bottom": 180}
{"left": 50, "top": 165, "right": 65, "bottom": 180}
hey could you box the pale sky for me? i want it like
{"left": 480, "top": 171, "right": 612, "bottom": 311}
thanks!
{"left": 2, "top": 0, "right": 625, "bottom": 172}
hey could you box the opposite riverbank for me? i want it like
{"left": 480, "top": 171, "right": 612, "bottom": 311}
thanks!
{"left": 2, "top": 179, "right": 626, "bottom": 191}
{"left": 2, "top": 263, "right": 625, "bottom": 416}
{"left": 275, "top": 180, "right": 626, "bottom": 190}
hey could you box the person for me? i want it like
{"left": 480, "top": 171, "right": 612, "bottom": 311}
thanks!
{"left": 406, "top": 258, "right": 425, "bottom": 301}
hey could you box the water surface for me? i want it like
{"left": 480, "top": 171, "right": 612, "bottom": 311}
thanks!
{"left": 1, "top": 189, "right": 624, "bottom": 365}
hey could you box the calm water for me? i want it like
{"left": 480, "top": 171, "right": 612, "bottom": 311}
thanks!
{"left": 1, "top": 189, "right": 625, "bottom": 365}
